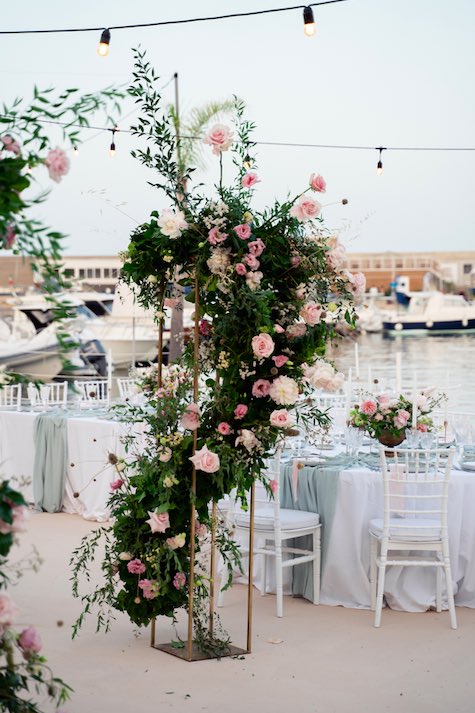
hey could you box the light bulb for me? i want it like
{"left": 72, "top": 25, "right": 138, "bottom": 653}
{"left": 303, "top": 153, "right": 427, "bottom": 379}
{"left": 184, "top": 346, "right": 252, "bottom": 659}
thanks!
{"left": 97, "top": 28, "right": 111, "bottom": 57}
{"left": 303, "top": 6, "right": 316, "bottom": 37}
{"left": 73, "top": 147, "right": 79, "bottom": 156}
{"left": 109, "top": 142, "right": 116, "bottom": 157}
{"left": 376, "top": 160, "right": 383, "bottom": 175}
{"left": 243, "top": 154, "right": 252, "bottom": 170}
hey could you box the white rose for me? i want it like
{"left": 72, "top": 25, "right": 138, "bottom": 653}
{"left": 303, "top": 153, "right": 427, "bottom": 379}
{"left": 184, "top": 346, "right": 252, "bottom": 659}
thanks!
{"left": 235, "top": 429, "right": 260, "bottom": 452}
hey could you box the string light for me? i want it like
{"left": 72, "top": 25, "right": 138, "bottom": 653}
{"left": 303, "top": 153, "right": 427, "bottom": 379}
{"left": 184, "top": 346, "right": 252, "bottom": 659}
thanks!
{"left": 243, "top": 154, "right": 253, "bottom": 170}
{"left": 376, "top": 147, "right": 385, "bottom": 175}
{"left": 303, "top": 6, "right": 316, "bottom": 36}
{"left": 109, "top": 129, "right": 116, "bottom": 157}
{"left": 73, "top": 147, "right": 79, "bottom": 156}
{"left": 97, "top": 28, "right": 111, "bottom": 57}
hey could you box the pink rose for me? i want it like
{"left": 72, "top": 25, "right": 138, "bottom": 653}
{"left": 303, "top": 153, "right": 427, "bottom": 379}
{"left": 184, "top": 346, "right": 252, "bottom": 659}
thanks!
{"left": 344, "top": 270, "right": 366, "bottom": 302}
{"left": 241, "top": 171, "right": 260, "bottom": 189}
{"left": 394, "top": 409, "right": 410, "bottom": 429}
{"left": 274, "top": 324, "right": 285, "bottom": 334}
{"left": 360, "top": 400, "right": 377, "bottom": 416}
{"left": 248, "top": 239, "right": 265, "bottom": 257}
{"left": 181, "top": 403, "right": 200, "bottom": 431}
{"left": 110, "top": 478, "right": 124, "bottom": 491}
{"left": 269, "top": 479, "right": 278, "bottom": 494}
{"left": 1, "top": 135, "right": 21, "bottom": 155}
{"left": 127, "top": 558, "right": 146, "bottom": 574}
{"left": 18, "top": 627, "right": 42, "bottom": 656}
{"left": 173, "top": 572, "right": 186, "bottom": 590}
{"left": 44, "top": 146, "right": 70, "bottom": 183}
{"left": 251, "top": 333, "right": 275, "bottom": 359}
{"left": 417, "top": 422, "right": 429, "bottom": 432}
{"left": 234, "top": 224, "right": 252, "bottom": 240}
{"left": 272, "top": 355, "right": 289, "bottom": 368}
{"left": 235, "top": 263, "right": 247, "bottom": 275}
{"left": 0, "top": 505, "right": 28, "bottom": 535}
{"left": 252, "top": 379, "right": 271, "bottom": 398}
{"left": 378, "top": 393, "right": 391, "bottom": 405}
{"left": 300, "top": 302, "right": 323, "bottom": 326}
{"left": 290, "top": 196, "right": 321, "bottom": 222}
{"left": 309, "top": 173, "right": 327, "bottom": 192}
{"left": 286, "top": 323, "right": 307, "bottom": 339}
{"left": 291, "top": 255, "right": 301, "bottom": 267}
{"left": 203, "top": 124, "right": 233, "bottom": 155}
{"left": 270, "top": 409, "right": 293, "bottom": 428}
{"left": 234, "top": 404, "right": 248, "bottom": 420}
{"left": 218, "top": 422, "right": 231, "bottom": 435}
{"left": 190, "top": 444, "right": 220, "bottom": 473}
{"left": 146, "top": 510, "right": 170, "bottom": 533}
{"left": 243, "top": 254, "right": 260, "bottom": 270}
{"left": 208, "top": 227, "right": 228, "bottom": 245}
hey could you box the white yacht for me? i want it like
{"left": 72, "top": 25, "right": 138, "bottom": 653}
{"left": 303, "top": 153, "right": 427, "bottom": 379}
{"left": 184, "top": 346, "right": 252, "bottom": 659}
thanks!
{"left": 383, "top": 292, "right": 475, "bottom": 334}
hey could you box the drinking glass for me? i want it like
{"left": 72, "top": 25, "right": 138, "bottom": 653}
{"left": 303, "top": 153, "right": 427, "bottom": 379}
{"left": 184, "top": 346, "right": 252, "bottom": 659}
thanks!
{"left": 419, "top": 431, "right": 435, "bottom": 449}
{"left": 345, "top": 426, "right": 364, "bottom": 459}
{"left": 27, "top": 383, "right": 37, "bottom": 410}
{"left": 405, "top": 428, "right": 420, "bottom": 449}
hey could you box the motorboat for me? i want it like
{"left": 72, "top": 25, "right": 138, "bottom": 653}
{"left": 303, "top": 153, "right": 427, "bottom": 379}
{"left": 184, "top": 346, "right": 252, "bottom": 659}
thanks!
{"left": 4, "top": 294, "right": 108, "bottom": 378}
{"left": 383, "top": 292, "right": 475, "bottom": 334}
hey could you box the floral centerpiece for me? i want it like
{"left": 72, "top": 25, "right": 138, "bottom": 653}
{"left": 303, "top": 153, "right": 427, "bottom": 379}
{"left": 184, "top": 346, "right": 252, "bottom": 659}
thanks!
{"left": 349, "top": 390, "right": 445, "bottom": 446}
{"left": 71, "top": 49, "right": 360, "bottom": 652}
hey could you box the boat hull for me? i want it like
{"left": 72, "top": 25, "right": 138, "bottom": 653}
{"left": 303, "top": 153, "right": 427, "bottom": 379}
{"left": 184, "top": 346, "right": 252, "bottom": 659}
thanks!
{"left": 383, "top": 318, "right": 475, "bottom": 335}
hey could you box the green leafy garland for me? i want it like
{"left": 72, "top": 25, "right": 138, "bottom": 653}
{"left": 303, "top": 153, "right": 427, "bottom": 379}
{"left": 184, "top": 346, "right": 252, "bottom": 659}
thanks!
{"left": 71, "top": 49, "right": 360, "bottom": 645}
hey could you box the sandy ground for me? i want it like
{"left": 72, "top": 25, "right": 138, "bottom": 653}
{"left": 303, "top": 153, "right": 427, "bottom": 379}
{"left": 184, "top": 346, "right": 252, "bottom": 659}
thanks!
{"left": 9, "top": 512, "right": 475, "bottom": 713}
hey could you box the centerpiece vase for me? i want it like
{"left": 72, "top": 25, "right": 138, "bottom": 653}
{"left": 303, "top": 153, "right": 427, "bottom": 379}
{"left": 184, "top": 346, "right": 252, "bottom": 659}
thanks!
{"left": 377, "top": 430, "right": 406, "bottom": 447}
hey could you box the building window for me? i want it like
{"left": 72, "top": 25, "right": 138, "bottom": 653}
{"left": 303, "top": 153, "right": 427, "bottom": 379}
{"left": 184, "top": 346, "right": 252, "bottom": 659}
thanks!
{"left": 79, "top": 269, "right": 85, "bottom": 278}
{"left": 463, "top": 263, "right": 472, "bottom": 274}
{"left": 111, "top": 268, "right": 118, "bottom": 278}
{"left": 350, "top": 261, "right": 359, "bottom": 270}
{"left": 64, "top": 268, "right": 74, "bottom": 277}
{"left": 95, "top": 268, "right": 101, "bottom": 278}
{"left": 87, "top": 269, "right": 93, "bottom": 278}
{"left": 395, "top": 260, "right": 403, "bottom": 268}
{"left": 104, "top": 268, "right": 110, "bottom": 278}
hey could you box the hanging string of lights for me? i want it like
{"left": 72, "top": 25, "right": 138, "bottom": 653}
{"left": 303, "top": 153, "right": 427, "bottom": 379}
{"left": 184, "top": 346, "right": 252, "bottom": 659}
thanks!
{"left": 0, "top": 1, "right": 344, "bottom": 56}
{"left": 1, "top": 113, "right": 474, "bottom": 174}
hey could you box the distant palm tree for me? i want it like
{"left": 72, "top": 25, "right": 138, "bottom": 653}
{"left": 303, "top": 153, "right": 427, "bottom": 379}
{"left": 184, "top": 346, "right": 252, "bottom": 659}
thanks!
{"left": 166, "top": 99, "right": 236, "bottom": 363}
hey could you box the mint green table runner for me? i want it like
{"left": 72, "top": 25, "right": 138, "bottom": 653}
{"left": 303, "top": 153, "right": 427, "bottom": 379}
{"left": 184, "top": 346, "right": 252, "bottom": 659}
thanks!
{"left": 33, "top": 411, "right": 68, "bottom": 513}
{"left": 280, "top": 453, "right": 379, "bottom": 601}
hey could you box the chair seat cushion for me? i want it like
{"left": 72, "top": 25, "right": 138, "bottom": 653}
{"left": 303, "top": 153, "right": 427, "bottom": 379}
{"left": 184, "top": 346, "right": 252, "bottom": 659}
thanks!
{"left": 235, "top": 507, "right": 319, "bottom": 530}
{"left": 369, "top": 517, "right": 442, "bottom": 541}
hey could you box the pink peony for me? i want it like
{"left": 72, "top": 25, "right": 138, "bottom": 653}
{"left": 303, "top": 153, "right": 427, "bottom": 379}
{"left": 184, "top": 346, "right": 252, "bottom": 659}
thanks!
{"left": 290, "top": 196, "right": 321, "bottom": 222}
{"left": 300, "top": 302, "right": 323, "bottom": 326}
{"left": 309, "top": 173, "right": 327, "bottom": 192}
{"left": 241, "top": 171, "right": 260, "bottom": 188}
{"left": 190, "top": 444, "right": 220, "bottom": 473}
{"left": 269, "top": 376, "right": 299, "bottom": 405}
{"left": 44, "top": 146, "right": 70, "bottom": 183}
{"left": 138, "top": 579, "right": 159, "bottom": 599}
{"left": 234, "top": 404, "right": 248, "bottom": 419}
{"left": 234, "top": 223, "right": 252, "bottom": 240}
{"left": 146, "top": 510, "right": 170, "bottom": 533}
{"left": 18, "top": 627, "right": 42, "bottom": 656}
{"left": 252, "top": 379, "right": 271, "bottom": 398}
{"left": 0, "top": 505, "right": 28, "bottom": 535}
{"left": 272, "top": 355, "right": 289, "bottom": 368}
{"left": 269, "top": 479, "right": 278, "bottom": 494}
{"left": 235, "top": 262, "right": 247, "bottom": 275}
{"left": 291, "top": 255, "right": 301, "bottom": 267}
{"left": 173, "top": 572, "right": 186, "bottom": 589}
{"left": 248, "top": 238, "right": 266, "bottom": 257}
{"left": 251, "top": 333, "right": 275, "bottom": 359}
{"left": 110, "top": 478, "right": 124, "bottom": 491}
{"left": 243, "top": 253, "right": 260, "bottom": 270}
{"left": 208, "top": 227, "right": 228, "bottom": 245}
{"left": 270, "top": 409, "right": 293, "bottom": 428}
{"left": 203, "top": 123, "right": 233, "bottom": 155}
{"left": 181, "top": 403, "right": 201, "bottom": 431}
{"left": 360, "top": 400, "right": 377, "bottom": 416}
{"left": 394, "top": 409, "right": 410, "bottom": 429}
{"left": 286, "top": 322, "right": 307, "bottom": 339}
{"left": 127, "top": 558, "right": 146, "bottom": 574}
{"left": 218, "top": 421, "right": 231, "bottom": 435}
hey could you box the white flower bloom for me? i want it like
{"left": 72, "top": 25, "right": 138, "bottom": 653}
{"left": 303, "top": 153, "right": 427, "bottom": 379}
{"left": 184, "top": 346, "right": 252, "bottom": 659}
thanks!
{"left": 158, "top": 208, "right": 188, "bottom": 239}
{"left": 207, "top": 248, "right": 231, "bottom": 275}
{"left": 269, "top": 376, "right": 299, "bottom": 405}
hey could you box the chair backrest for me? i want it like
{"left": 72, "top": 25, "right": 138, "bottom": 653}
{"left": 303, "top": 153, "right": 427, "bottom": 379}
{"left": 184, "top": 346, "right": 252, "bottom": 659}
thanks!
{"left": 117, "top": 378, "right": 139, "bottom": 400}
{"left": 44, "top": 381, "right": 68, "bottom": 406}
{"left": 379, "top": 447, "right": 455, "bottom": 539}
{"left": 0, "top": 384, "right": 21, "bottom": 410}
{"left": 316, "top": 392, "right": 347, "bottom": 410}
{"left": 74, "top": 380, "right": 109, "bottom": 405}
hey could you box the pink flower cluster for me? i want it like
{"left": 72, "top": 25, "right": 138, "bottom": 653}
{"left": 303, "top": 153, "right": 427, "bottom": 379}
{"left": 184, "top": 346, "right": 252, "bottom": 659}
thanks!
{"left": 18, "top": 626, "right": 42, "bottom": 656}
{"left": 0, "top": 504, "right": 28, "bottom": 535}
{"left": 190, "top": 444, "right": 220, "bottom": 473}
{"left": 139, "top": 579, "right": 159, "bottom": 599}
{"left": 1, "top": 134, "right": 21, "bottom": 155}
{"left": 127, "top": 558, "right": 146, "bottom": 574}
{"left": 181, "top": 403, "right": 200, "bottom": 430}
{"left": 146, "top": 510, "right": 170, "bottom": 533}
{"left": 44, "top": 146, "right": 70, "bottom": 183}
{"left": 203, "top": 124, "right": 233, "bottom": 155}
{"left": 290, "top": 196, "right": 321, "bottom": 222}
{"left": 173, "top": 572, "right": 186, "bottom": 589}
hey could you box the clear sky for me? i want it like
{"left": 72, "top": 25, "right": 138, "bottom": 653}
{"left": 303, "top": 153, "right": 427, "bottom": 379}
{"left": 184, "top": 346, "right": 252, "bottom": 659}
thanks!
{"left": 1, "top": 0, "right": 474, "bottom": 256}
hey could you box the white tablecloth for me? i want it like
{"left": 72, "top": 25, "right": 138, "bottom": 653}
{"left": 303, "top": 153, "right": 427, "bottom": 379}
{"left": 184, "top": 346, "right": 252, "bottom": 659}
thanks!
{"left": 0, "top": 410, "right": 130, "bottom": 521}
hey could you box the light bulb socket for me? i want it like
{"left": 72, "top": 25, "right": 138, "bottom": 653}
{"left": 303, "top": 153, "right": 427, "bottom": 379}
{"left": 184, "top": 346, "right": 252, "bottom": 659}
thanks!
{"left": 243, "top": 153, "right": 252, "bottom": 170}
{"left": 98, "top": 28, "right": 111, "bottom": 56}
{"left": 303, "top": 6, "right": 316, "bottom": 35}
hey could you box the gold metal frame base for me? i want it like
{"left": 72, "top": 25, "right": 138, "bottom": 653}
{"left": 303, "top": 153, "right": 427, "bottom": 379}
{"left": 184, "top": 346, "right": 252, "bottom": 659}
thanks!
{"left": 152, "top": 642, "right": 249, "bottom": 661}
